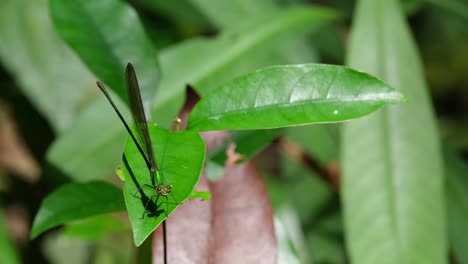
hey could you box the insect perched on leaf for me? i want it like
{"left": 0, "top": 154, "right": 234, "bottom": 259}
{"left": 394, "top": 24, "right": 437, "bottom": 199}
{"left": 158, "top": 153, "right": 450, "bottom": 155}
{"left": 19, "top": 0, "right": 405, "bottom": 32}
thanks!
{"left": 96, "top": 63, "right": 178, "bottom": 218}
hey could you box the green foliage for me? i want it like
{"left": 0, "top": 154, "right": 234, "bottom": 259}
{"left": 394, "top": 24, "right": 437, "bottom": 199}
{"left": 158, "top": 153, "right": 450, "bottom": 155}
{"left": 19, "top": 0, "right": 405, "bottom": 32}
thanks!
{"left": 122, "top": 126, "right": 205, "bottom": 246}
{"left": 0, "top": 209, "right": 20, "bottom": 264}
{"left": 0, "top": 0, "right": 464, "bottom": 262}
{"left": 342, "top": 0, "right": 446, "bottom": 263}
{"left": 188, "top": 64, "right": 405, "bottom": 131}
{"left": 31, "top": 182, "right": 125, "bottom": 239}
{"left": 50, "top": 0, "right": 160, "bottom": 105}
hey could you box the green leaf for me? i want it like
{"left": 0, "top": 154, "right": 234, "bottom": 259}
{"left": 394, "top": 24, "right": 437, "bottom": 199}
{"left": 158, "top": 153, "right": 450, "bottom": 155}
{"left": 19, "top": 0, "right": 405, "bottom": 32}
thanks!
{"left": 0, "top": 0, "right": 93, "bottom": 133}
{"left": 0, "top": 209, "right": 20, "bottom": 264}
{"left": 445, "top": 151, "right": 468, "bottom": 263}
{"left": 189, "top": 0, "right": 277, "bottom": 28}
{"left": 188, "top": 191, "right": 212, "bottom": 201}
{"left": 187, "top": 64, "right": 405, "bottom": 131}
{"left": 341, "top": 0, "right": 446, "bottom": 263}
{"left": 122, "top": 126, "right": 205, "bottom": 246}
{"left": 50, "top": 0, "right": 160, "bottom": 105}
{"left": 153, "top": 6, "right": 338, "bottom": 127}
{"left": 31, "top": 182, "right": 125, "bottom": 239}
{"left": 425, "top": 0, "right": 468, "bottom": 21}
{"left": 46, "top": 6, "right": 335, "bottom": 182}
{"left": 46, "top": 96, "right": 127, "bottom": 181}
{"left": 62, "top": 215, "right": 128, "bottom": 240}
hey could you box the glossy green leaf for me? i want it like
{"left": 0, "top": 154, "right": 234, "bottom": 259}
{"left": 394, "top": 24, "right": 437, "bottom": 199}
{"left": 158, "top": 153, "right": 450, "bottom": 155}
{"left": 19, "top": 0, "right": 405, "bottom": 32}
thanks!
{"left": 46, "top": 6, "right": 334, "bottom": 181}
{"left": 0, "top": 0, "right": 93, "bottom": 133}
{"left": 122, "top": 126, "right": 205, "bottom": 246}
{"left": 50, "top": 0, "right": 160, "bottom": 105}
{"left": 0, "top": 209, "right": 20, "bottom": 264}
{"left": 341, "top": 0, "right": 446, "bottom": 263}
{"left": 187, "top": 64, "right": 405, "bottom": 131}
{"left": 31, "top": 182, "right": 125, "bottom": 239}
{"left": 446, "top": 151, "right": 468, "bottom": 263}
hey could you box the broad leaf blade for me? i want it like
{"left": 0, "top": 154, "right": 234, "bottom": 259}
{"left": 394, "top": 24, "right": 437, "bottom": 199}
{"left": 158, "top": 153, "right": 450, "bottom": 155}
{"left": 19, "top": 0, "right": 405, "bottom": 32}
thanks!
{"left": 31, "top": 182, "right": 125, "bottom": 239}
{"left": 187, "top": 64, "right": 405, "bottom": 131}
{"left": 341, "top": 0, "right": 446, "bottom": 263}
{"left": 122, "top": 126, "right": 205, "bottom": 246}
{"left": 50, "top": 0, "right": 160, "bottom": 105}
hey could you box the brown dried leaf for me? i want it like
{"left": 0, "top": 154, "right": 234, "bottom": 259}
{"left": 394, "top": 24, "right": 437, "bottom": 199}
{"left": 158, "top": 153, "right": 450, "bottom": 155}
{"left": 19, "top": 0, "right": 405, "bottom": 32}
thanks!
{"left": 152, "top": 88, "right": 276, "bottom": 263}
{"left": 0, "top": 100, "right": 40, "bottom": 182}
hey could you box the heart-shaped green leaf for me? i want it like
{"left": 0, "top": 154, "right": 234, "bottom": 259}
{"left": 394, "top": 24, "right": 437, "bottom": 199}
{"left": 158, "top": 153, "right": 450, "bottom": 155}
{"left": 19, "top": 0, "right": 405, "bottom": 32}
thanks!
{"left": 121, "top": 126, "right": 205, "bottom": 246}
{"left": 187, "top": 64, "right": 406, "bottom": 131}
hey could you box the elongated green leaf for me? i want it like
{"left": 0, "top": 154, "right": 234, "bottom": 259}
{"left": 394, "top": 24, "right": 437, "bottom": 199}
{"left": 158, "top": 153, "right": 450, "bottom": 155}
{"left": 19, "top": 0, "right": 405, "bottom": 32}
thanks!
{"left": 187, "top": 64, "right": 405, "bottom": 131}
{"left": 50, "top": 0, "right": 160, "bottom": 105}
{"left": 446, "top": 151, "right": 468, "bottom": 263}
{"left": 341, "top": 0, "right": 446, "bottom": 263}
{"left": 31, "top": 182, "right": 125, "bottom": 239}
{"left": 0, "top": 0, "right": 92, "bottom": 133}
{"left": 46, "top": 6, "right": 335, "bottom": 181}
{"left": 0, "top": 209, "right": 20, "bottom": 264}
{"left": 122, "top": 126, "right": 205, "bottom": 246}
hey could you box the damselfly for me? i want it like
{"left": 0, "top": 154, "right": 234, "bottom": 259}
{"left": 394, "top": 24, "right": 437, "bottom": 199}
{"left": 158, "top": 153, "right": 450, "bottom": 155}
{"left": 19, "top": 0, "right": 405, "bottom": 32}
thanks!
{"left": 97, "top": 63, "right": 177, "bottom": 217}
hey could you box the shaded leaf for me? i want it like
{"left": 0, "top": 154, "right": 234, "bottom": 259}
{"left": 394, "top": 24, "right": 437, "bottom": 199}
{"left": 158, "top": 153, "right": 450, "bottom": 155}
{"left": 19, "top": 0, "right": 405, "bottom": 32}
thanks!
{"left": 31, "top": 182, "right": 125, "bottom": 239}
{"left": 0, "top": 0, "right": 93, "bottom": 133}
{"left": 341, "top": 0, "right": 446, "bottom": 263}
{"left": 0, "top": 209, "right": 20, "bottom": 264}
{"left": 445, "top": 150, "right": 468, "bottom": 263}
{"left": 189, "top": 0, "right": 277, "bottom": 28}
{"left": 46, "top": 96, "right": 127, "bottom": 181}
{"left": 122, "top": 126, "right": 205, "bottom": 246}
{"left": 425, "top": 0, "right": 468, "bottom": 21}
{"left": 153, "top": 6, "right": 338, "bottom": 127}
{"left": 50, "top": 0, "right": 160, "bottom": 105}
{"left": 188, "top": 64, "right": 405, "bottom": 131}
{"left": 62, "top": 215, "right": 128, "bottom": 241}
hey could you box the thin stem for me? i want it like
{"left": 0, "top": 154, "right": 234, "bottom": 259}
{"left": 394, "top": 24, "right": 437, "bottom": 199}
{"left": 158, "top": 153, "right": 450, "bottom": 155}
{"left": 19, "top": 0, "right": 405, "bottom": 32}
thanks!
{"left": 163, "top": 220, "right": 167, "bottom": 264}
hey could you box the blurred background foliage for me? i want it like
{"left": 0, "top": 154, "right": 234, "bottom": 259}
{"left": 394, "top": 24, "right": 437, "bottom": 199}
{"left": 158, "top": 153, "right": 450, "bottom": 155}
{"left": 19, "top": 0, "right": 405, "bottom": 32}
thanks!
{"left": 0, "top": 0, "right": 466, "bottom": 263}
